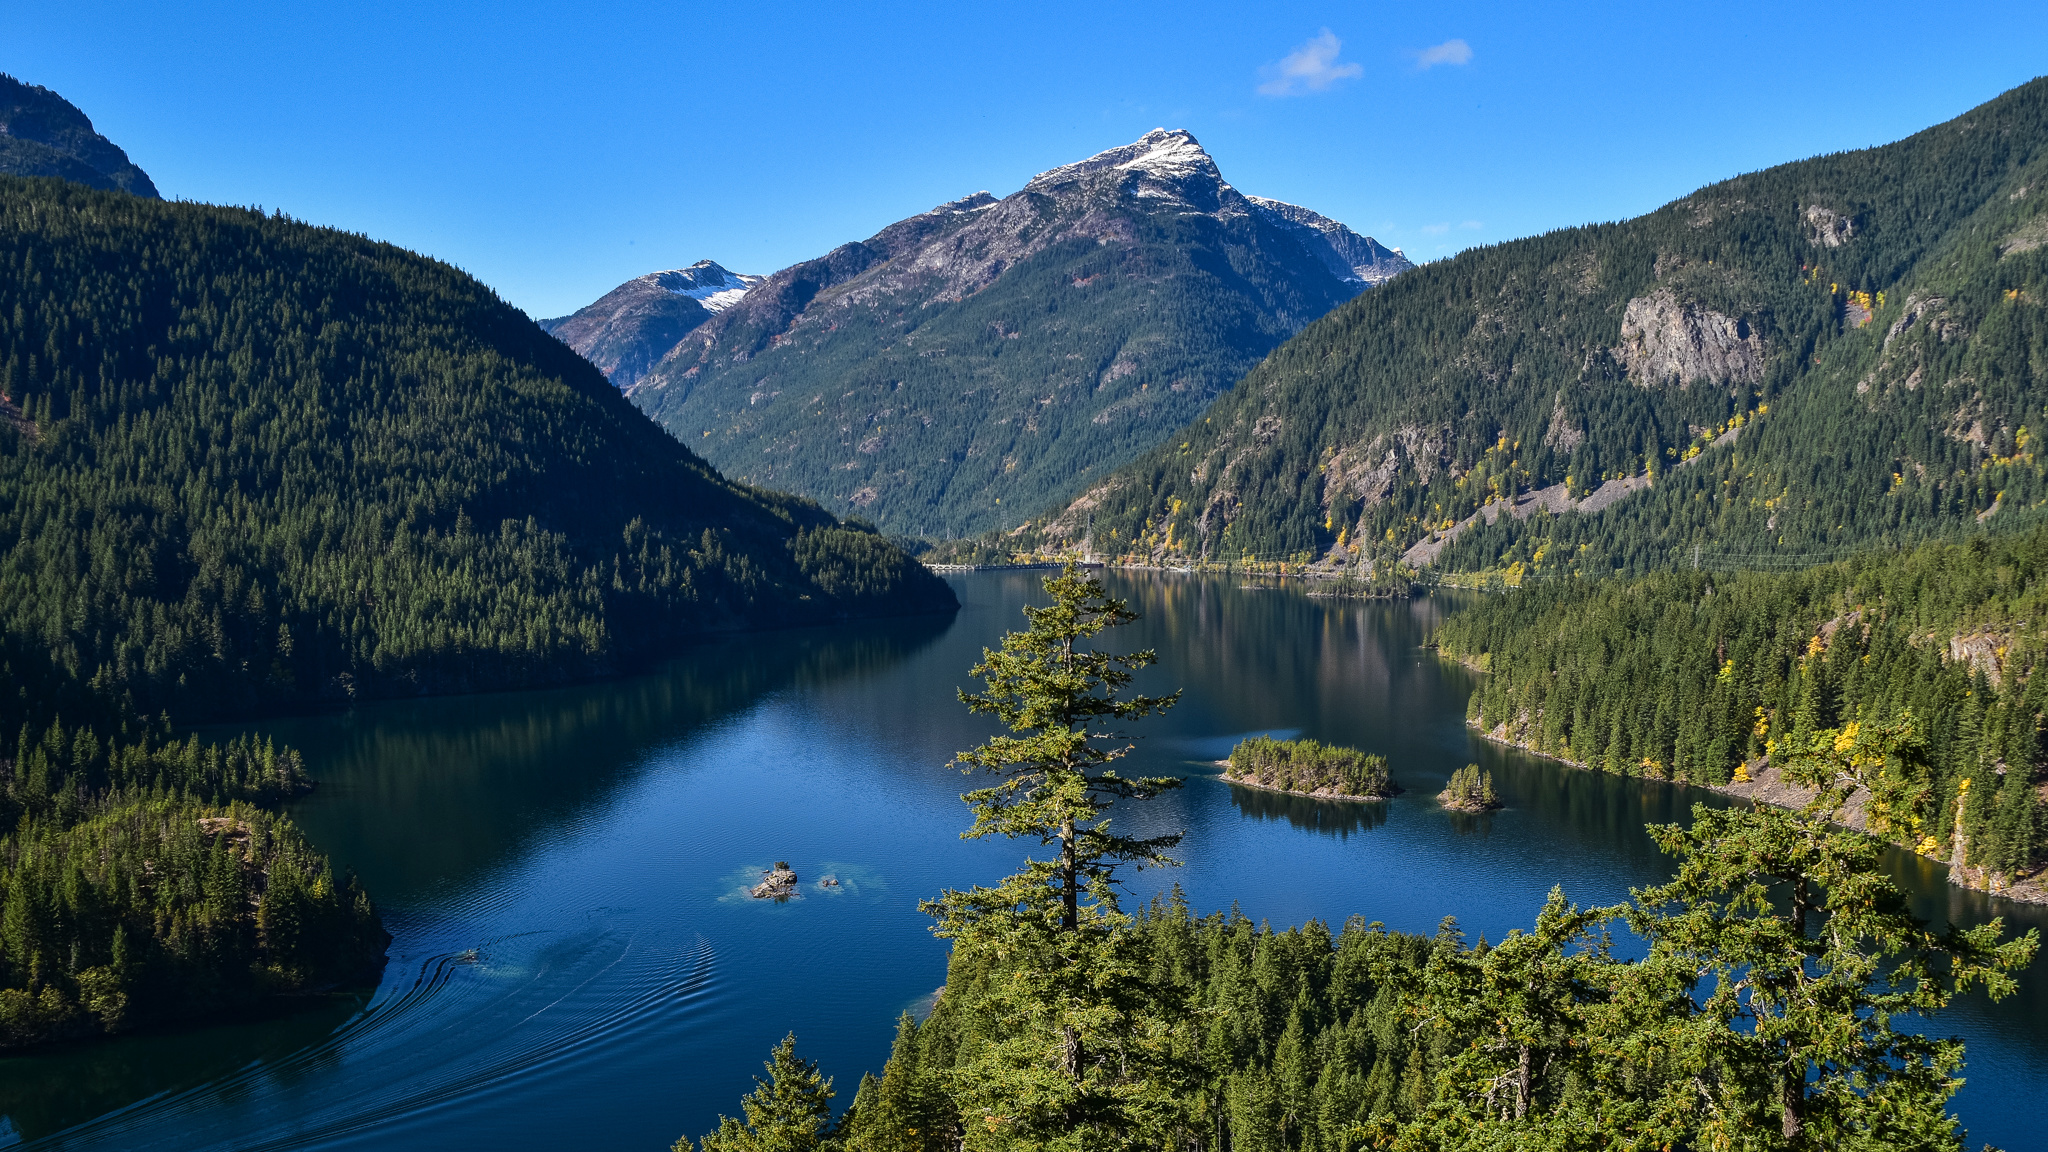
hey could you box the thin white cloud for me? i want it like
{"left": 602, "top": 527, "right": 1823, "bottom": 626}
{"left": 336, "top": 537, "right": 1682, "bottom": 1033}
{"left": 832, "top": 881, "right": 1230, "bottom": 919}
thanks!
{"left": 1460, "top": 220, "right": 1483, "bottom": 230}
{"left": 1421, "top": 222, "right": 1452, "bottom": 235}
{"left": 1415, "top": 39, "right": 1473, "bottom": 69}
{"left": 1257, "top": 30, "right": 1364, "bottom": 97}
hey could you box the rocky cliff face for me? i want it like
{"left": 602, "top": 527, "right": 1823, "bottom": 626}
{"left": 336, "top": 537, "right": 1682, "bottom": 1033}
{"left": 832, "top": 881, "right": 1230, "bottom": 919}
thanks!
{"left": 620, "top": 129, "right": 1408, "bottom": 536}
{"left": 0, "top": 74, "right": 157, "bottom": 197}
{"left": 541, "top": 260, "right": 761, "bottom": 390}
{"left": 1613, "top": 289, "right": 1763, "bottom": 389}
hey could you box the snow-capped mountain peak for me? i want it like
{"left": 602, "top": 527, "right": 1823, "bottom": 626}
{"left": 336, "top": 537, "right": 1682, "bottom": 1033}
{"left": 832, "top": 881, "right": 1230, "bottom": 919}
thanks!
{"left": 1025, "top": 128, "right": 1224, "bottom": 192}
{"left": 927, "top": 191, "right": 1000, "bottom": 216}
{"left": 644, "top": 260, "right": 764, "bottom": 314}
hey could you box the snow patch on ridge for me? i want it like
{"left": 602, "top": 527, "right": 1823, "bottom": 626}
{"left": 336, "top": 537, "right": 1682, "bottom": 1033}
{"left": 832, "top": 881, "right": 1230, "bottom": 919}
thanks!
{"left": 645, "top": 260, "right": 764, "bottom": 314}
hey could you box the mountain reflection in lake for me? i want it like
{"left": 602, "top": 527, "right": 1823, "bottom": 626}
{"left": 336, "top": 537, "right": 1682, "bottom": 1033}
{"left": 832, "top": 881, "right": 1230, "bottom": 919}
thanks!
{"left": 2, "top": 572, "right": 2042, "bottom": 1152}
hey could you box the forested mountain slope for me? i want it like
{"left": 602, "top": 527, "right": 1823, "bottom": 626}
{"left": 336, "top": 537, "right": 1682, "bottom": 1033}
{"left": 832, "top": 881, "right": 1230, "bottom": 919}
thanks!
{"left": 0, "top": 175, "right": 953, "bottom": 724}
{"left": 0, "top": 75, "right": 157, "bottom": 197}
{"left": 1030, "top": 78, "right": 2048, "bottom": 575}
{"left": 626, "top": 129, "right": 1410, "bottom": 538}
{"left": 1434, "top": 527, "right": 2048, "bottom": 893}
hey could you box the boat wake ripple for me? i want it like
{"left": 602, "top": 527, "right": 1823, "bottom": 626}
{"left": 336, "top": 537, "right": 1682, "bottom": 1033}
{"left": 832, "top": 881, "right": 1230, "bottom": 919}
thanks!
{"left": 25, "top": 931, "right": 720, "bottom": 1151}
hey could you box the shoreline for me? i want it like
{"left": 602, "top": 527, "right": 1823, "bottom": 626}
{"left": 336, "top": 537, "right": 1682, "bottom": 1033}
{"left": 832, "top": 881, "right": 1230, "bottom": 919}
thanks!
{"left": 1467, "top": 721, "right": 2048, "bottom": 906}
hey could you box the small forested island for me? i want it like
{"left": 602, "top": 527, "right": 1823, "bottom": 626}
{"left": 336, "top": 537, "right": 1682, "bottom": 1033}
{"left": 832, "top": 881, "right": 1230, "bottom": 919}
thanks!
{"left": 1221, "top": 736, "right": 1397, "bottom": 799}
{"left": 1438, "top": 763, "right": 1501, "bottom": 812}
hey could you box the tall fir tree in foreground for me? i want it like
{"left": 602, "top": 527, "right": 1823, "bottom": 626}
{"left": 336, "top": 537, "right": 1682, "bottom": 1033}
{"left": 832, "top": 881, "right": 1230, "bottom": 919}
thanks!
{"left": 921, "top": 562, "right": 1194, "bottom": 1149}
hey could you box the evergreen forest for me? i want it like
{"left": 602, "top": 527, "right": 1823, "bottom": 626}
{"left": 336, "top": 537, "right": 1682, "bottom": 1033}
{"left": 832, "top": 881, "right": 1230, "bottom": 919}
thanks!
{"left": 1434, "top": 526, "right": 2048, "bottom": 888}
{"left": 0, "top": 700, "right": 385, "bottom": 1048}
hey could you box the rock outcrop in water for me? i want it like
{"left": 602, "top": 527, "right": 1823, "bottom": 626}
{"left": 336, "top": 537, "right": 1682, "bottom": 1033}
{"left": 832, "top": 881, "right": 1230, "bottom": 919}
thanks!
{"left": 751, "top": 862, "right": 799, "bottom": 900}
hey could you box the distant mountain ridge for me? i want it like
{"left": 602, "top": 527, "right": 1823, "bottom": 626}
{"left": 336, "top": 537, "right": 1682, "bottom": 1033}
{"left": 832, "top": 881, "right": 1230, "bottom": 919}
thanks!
{"left": 1245, "top": 196, "right": 1410, "bottom": 285}
{"left": 0, "top": 74, "right": 157, "bottom": 197}
{"left": 570, "top": 128, "right": 1409, "bottom": 537}
{"left": 540, "top": 260, "right": 762, "bottom": 390}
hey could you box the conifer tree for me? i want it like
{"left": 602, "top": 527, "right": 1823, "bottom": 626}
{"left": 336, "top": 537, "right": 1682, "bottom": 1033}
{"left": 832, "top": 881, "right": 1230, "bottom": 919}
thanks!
{"left": 938, "top": 562, "right": 1185, "bottom": 932}
{"left": 1624, "top": 716, "right": 2039, "bottom": 1150}
{"left": 1410, "top": 888, "right": 1619, "bottom": 1130}
{"left": 923, "top": 562, "right": 1195, "bottom": 1148}
{"left": 686, "top": 1033, "right": 837, "bottom": 1152}
{"left": 842, "top": 1014, "right": 947, "bottom": 1152}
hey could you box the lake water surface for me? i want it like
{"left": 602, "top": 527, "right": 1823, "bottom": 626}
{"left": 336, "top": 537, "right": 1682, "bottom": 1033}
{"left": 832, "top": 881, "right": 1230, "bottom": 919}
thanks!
{"left": 3, "top": 572, "right": 2044, "bottom": 1150}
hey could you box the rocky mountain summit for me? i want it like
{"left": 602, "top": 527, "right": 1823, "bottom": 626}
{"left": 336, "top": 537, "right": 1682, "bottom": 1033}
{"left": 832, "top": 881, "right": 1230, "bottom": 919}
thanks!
{"left": 541, "top": 260, "right": 762, "bottom": 390}
{"left": 606, "top": 128, "right": 1407, "bottom": 537}
{"left": 0, "top": 74, "right": 158, "bottom": 197}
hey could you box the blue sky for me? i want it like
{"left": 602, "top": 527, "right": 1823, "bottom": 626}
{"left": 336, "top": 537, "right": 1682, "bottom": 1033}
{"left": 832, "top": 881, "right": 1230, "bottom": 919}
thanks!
{"left": 12, "top": 2, "right": 2048, "bottom": 318}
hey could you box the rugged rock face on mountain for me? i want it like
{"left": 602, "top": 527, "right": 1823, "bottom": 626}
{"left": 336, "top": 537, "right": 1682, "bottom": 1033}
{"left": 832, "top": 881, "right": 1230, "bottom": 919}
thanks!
{"left": 1804, "top": 204, "right": 1857, "bottom": 248}
{"left": 0, "top": 74, "right": 157, "bottom": 197}
{"left": 1613, "top": 289, "right": 1763, "bottom": 388}
{"left": 1015, "top": 77, "right": 2048, "bottom": 577}
{"left": 542, "top": 261, "right": 761, "bottom": 390}
{"left": 616, "top": 129, "right": 1406, "bottom": 537}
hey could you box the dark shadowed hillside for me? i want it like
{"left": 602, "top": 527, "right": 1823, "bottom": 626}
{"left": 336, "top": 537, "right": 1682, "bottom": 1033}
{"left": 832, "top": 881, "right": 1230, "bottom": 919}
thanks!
{"left": 0, "top": 176, "right": 954, "bottom": 724}
{"left": 0, "top": 74, "right": 157, "bottom": 197}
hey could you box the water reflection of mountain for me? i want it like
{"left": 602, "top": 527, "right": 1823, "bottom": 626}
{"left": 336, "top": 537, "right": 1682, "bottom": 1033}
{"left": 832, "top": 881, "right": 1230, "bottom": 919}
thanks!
{"left": 1224, "top": 781, "right": 1391, "bottom": 838}
{"left": 211, "top": 614, "right": 951, "bottom": 900}
{"left": 1109, "top": 574, "right": 1478, "bottom": 770}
